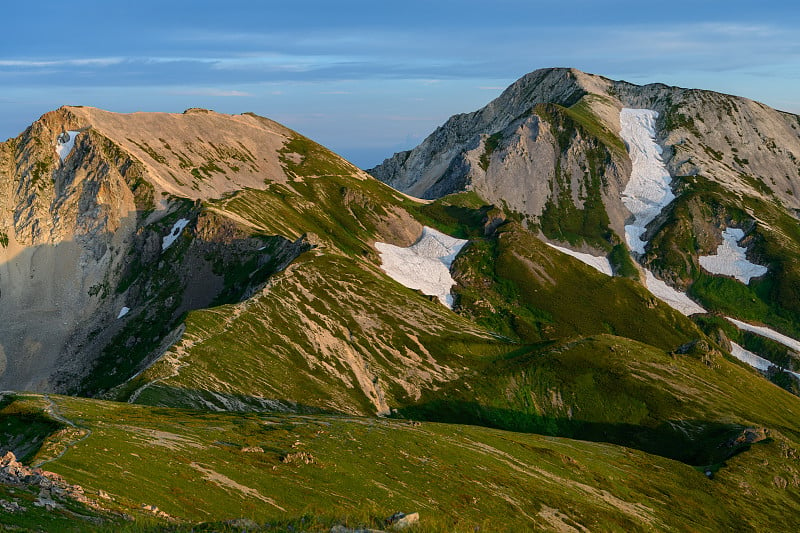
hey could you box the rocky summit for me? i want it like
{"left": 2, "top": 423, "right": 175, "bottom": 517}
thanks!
{"left": 1, "top": 68, "right": 800, "bottom": 531}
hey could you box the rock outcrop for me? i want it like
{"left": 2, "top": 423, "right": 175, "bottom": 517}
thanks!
{"left": 0, "top": 451, "right": 100, "bottom": 512}
{"left": 0, "top": 107, "right": 314, "bottom": 393}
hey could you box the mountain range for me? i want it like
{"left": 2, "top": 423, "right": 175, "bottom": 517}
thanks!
{"left": 1, "top": 67, "right": 800, "bottom": 531}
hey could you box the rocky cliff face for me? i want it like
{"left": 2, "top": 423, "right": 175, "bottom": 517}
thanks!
{"left": 0, "top": 107, "right": 311, "bottom": 392}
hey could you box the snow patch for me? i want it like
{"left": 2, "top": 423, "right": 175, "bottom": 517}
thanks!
{"left": 618, "top": 109, "right": 675, "bottom": 254}
{"left": 55, "top": 130, "right": 80, "bottom": 162}
{"left": 162, "top": 218, "right": 190, "bottom": 251}
{"left": 546, "top": 244, "right": 612, "bottom": 276}
{"left": 644, "top": 270, "right": 706, "bottom": 316}
{"left": 730, "top": 342, "right": 773, "bottom": 372}
{"left": 375, "top": 226, "right": 468, "bottom": 308}
{"left": 727, "top": 317, "right": 800, "bottom": 353}
{"left": 619, "top": 108, "right": 706, "bottom": 316}
{"left": 699, "top": 227, "right": 767, "bottom": 284}
{"left": 117, "top": 306, "right": 130, "bottom": 319}
{"left": 730, "top": 342, "right": 800, "bottom": 380}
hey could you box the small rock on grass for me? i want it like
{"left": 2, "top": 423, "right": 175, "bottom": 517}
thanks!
{"left": 386, "top": 511, "right": 420, "bottom": 530}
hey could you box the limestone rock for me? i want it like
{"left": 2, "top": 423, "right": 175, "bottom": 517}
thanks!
{"left": 386, "top": 511, "right": 420, "bottom": 530}
{"left": 0, "top": 107, "right": 317, "bottom": 393}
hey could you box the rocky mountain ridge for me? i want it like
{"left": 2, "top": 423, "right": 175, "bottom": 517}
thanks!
{"left": 0, "top": 106, "right": 363, "bottom": 392}
{"left": 371, "top": 68, "right": 800, "bottom": 251}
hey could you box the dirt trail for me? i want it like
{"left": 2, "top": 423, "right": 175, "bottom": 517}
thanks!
{"left": 33, "top": 395, "right": 93, "bottom": 468}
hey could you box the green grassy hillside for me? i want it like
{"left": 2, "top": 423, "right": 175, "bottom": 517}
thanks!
{"left": 2, "top": 392, "right": 800, "bottom": 532}
{"left": 397, "top": 333, "right": 800, "bottom": 465}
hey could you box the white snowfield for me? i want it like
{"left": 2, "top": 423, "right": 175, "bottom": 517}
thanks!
{"left": 617, "top": 109, "right": 795, "bottom": 376}
{"left": 730, "top": 342, "right": 773, "bottom": 372}
{"left": 619, "top": 108, "right": 706, "bottom": 316}
{"left": 730, "top": 342, "right": 800, "bottom": 379}
{"left": 117, "top": 306, "right": 130, "bottom": 319}
{"left": 546, "top": 243, "right": 612, "bottom": 276}
{"left": 699, "top": 227, "right": 767, "bottom": 284}
{"left": 618, "top": 109, "right": 675, "bottom": 254}
{"left": 644, "top": 270, "right": 706, "bottom": 316}
{"left": 55, "top": 130, "right": 80, "bottom": 162}
{"left": 375, "top": 226, "right": 468, "bottom": 309}
{"left": 162, "top": 218, "right": 190, "bottom": 251}
{"left": 727, "top": 317, "right": 800, "bottom": 353}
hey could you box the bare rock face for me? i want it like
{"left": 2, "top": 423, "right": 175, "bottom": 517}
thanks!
{"left": 370, "top": 68, "right": 591, "bottom": 198}
{"left": 0, "top": 110, "right": 140, "bottom": 391}
{"left": 0, "top": 107, "right": 306, "bottom": 393}
{"left": 612, "top": 81, "right": 800, "bottom": 211}
{"left": 370, "top": 67, "right": 800, "bottom": 247}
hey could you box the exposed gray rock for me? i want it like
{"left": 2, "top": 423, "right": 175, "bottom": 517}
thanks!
{"left": 370, "top": 68, "right": 593, "bottom": 198}
{"left": 370, "top": 67, "right": 800, "bottom": 251}
{"left": 330, "top": 526, "right": 386, "bottom": 533}
{"left": 0, "top": 498, "right": 26, "bottom": 513}
{"left": 0, "top": 451, "right": 100, "bottom": 512}
{"left": 386, "top": 511, "right": 420, "bottom": 530}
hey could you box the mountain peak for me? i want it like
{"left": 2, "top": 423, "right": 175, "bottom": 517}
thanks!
{"left": 20, "top": 106, "right": 316, "bottom": 202}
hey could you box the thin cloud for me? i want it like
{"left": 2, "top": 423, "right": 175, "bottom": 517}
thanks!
{"left": 0, "top": 58, "right": 123, "bottom": 67}
{"left": 168, "top": 88, "right": 253, "bottom": 97}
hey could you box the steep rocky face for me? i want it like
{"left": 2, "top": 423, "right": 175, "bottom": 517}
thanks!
{"left": 371, "top": 68, "right": 595, "bottom": 196}
{"left": 0, "top": 111, "right": 140, "bottom": 391}
{"left": 0, "top": 107, "right": 315, "bottom": 392}
{"left": 370, "top": 68, "right": 800, "bottom": 251}
{"left": 612, "top": 81, "right": 800, "bottom": 211}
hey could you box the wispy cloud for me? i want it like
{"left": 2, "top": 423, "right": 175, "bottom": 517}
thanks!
{"left": 168, "top": 88, "right": 253, "bottom": 97}
{"left": 2, "top": 1, "right": 799, "bottom": 166}
{"left": 0, "top": 57, "right": 123, "bottom": 67}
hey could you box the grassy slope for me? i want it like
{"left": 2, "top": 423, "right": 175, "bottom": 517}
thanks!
{"left": 398, "top": 333, "right": 800, "bottom": 462}
{"left": 115, "top": 134, "right": 510, "bottom": 415}
{"left": 2, "top": 393, "right": 800, "bottom": 532}
{"left": 7, "top": 107, "right": 796, "bottom": 531}
{"left": 121, "top": 180, "right": 714, "bottom": 420}
{"left": 123, "top": 251, "right": 504, "bottom": 415}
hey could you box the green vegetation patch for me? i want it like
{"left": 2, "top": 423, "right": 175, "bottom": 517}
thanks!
{"left": 645, "top": 175, "right": 800, "bottom": 339}
{"left": 478, "top": 131, "right": 503, "bottom": 171}
{"left": 279, "top": 134, "right": 355, "bottom": 178}
{"left": 5, "top": 393, "right": 800, "bottom": 532}
{"left": 0, "top": 394, "right": 64, "bottom": 462}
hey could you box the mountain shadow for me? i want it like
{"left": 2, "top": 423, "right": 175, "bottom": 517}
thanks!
{"left": 394, "top": 400, "right": 764, "bottom": 468}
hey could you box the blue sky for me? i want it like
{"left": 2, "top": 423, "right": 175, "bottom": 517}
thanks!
{"left": 3, "top": 1, "right": 799, "bottom": 168}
